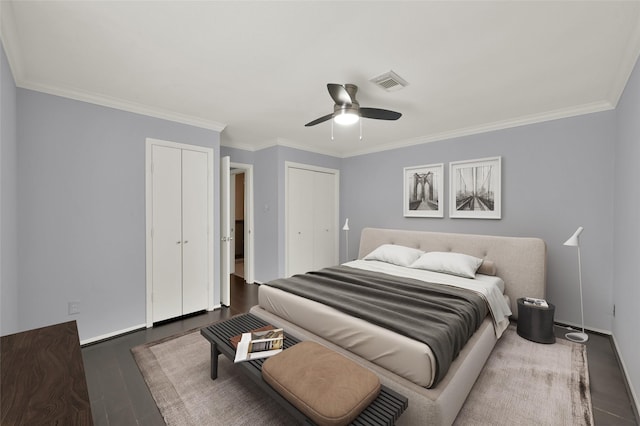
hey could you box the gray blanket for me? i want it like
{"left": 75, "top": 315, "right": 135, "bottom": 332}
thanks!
{"left": 266, "top": 265, "right": 488, "bottom": 386}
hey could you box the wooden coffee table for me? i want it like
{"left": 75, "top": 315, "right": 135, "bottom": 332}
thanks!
{"left": 201, "top": 313, "right": 408, "bottom": 425}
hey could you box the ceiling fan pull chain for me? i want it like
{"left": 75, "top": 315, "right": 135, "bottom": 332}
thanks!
{"left": 359, "top": 119, "right": 363, "bottom": 140}
{"left": 331, "top": 120, "right": 335, "bottom": 141}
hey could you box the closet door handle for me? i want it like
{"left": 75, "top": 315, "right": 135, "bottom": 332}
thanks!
{"left": 184, "top": 240, "right": 189, "bottom": 244}
{"left": 176, "top": 241, "right": 182, "bottom": 245}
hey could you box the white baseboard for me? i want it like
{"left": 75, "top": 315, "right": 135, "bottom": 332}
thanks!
{"left": 611, "top": 334, "right": 640, "bottom": 420}
{"left": 80, "top": 323, "right": 146, "bottom": 346}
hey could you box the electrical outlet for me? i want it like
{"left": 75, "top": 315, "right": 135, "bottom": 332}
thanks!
{"left": 68, "top": 301, "right": 80, "bottom": 315}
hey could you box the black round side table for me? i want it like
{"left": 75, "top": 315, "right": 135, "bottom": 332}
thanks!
{"left": 516, "top": 298, "right": 555, "bottom": 344}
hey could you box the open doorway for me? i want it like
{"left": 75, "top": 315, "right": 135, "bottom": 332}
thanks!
{"left": 231, "top": 170, "right": 245, "bottom": 279}
{"left": 228, "top": 162, "right": 254, "bottom": 284}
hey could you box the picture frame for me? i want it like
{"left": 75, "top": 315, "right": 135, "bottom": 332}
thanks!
{"left": 403, "top": 163, "right": 444, "bottom": 217}
{"left": 449, "top": 156, "right": 501, "bottom": 219}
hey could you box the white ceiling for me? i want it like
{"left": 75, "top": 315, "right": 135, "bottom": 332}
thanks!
{"left": 2, "top": 1, "right": 640, "bottom": 157}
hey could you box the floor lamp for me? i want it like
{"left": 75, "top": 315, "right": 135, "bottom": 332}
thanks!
{"left": 564, "top": 226, "right": 588, "bottom": 343}
{"left": 342, "top": 218, "right": 350, "bottom": 263}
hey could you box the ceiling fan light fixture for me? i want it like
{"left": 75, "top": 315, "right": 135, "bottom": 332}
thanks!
{"left": 333, "top": 110, "right": 360, "bottom": 125}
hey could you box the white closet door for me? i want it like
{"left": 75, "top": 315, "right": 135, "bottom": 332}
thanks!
{"left": 313, "top": 171, "right": 337, "bottom": 270}
{"left": 181, "top": 149, "right": 209, "bottom": 315}
{"left": 287, "top": 167, "right": 315, "bottom": 276}
{"left": 151, "top": 145, "right": 183, "bottom": 322}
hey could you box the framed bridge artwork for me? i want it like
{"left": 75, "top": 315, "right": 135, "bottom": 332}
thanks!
{"left": 403, "top": 163, "right": 444, "bottom": 218}
{"left": 449, "top": 156, "right": 502, "bottom": 219}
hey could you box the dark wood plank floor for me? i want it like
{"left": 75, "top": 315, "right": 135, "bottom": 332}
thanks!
{"left": 82, "top": 275, "right": 638, "bottom": 425}
{"left": 82, "top": 275, "right": 254, "bottom": 426}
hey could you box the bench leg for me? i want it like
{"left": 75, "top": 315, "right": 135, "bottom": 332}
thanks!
{"left": 209, "top": 342, "right": 220, "bottom": 380}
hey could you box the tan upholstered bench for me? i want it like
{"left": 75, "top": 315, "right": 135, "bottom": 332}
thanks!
{"left": 262, "top": 341, "right": 381, "bottom": 426}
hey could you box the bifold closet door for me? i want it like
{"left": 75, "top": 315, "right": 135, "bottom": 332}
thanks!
{"left": 312, "top": 170, "right": 336, "bottom": 271}
{"left": 181, "top": 149, "right": 208, "bottom": 315}
{"left": 151, "top": 146, "right": 209, "bottom": 323}
{"left": 151, "top": 145, "right": 183, "bottom": 322}
{"left": 287, "top": 166, "right": 337, "bottom": 277}
{"left": 287, "top": 167, "right": 315, "bottom": 276}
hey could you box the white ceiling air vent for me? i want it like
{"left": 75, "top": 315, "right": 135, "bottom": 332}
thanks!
{"left": 369, "top": 70, "right": 409, "bottom": 92}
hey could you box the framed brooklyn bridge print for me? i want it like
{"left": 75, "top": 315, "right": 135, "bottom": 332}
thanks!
{"left": 403, "top": 163, "right": 444, "bottom": 217}
{"left": 449, "top": 156, "right": 501, "bottom": 219}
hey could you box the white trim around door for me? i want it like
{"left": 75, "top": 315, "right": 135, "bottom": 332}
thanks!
{"left": 145, "top": 138, "right": 215, "bottom": 328}
{"left": 230, "top": 162, "right": 255, "bottom": 284}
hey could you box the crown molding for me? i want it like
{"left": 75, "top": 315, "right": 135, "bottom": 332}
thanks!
{"left": 221, "top": 137, "right": 346, "bottom": 158}
{"left": 2, "top": 9, "right": 227, "bottom": 134}
{"left": 342, "top": 100, "right": 615, "bottom": 158}
{"left": 274, "top": 137, "right": 343, "bottom": 158}
{"left": 17, "top": 79, "right": 227, "bottom": 132}
{"left": 220, "top": 140, "right": 261, "bottom": 152}
{"left": 223, "top": 99, "right": 615, "bottom": 159}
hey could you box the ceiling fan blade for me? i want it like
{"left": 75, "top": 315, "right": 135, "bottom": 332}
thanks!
{"left": 360, "top": 107, "right": 402, "bottom": 121}
{"left": 327, "top": 84, "right": 353, "bottom": 106}
{"left": 305, "top": 113, "right": 334, "bottom": 127}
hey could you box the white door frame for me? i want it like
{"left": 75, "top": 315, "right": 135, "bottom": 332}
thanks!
{"left": 220, "top": 156, "right": 231, "bottom": 306}
{"left": 230, "top": 162, "right": 255, "bottom": 284}
{"left": 284, "top": 161, "right": 339, "bottom": 278}
{"left": 145, "top": 138, "right": 214, "bottom": 328}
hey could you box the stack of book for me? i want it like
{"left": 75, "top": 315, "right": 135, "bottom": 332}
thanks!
{"left": 523, "top": 297, "right": 549, "bottom": 308}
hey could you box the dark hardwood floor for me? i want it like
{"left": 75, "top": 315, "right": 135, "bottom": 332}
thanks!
{"left": 82, "top": 275, "right": 638, "bottom": 425}
{"left": 82, "top": 274, "right": 254, "bottom": 426}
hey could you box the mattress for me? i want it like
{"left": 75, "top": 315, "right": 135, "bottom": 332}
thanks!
{"left": 258, "top": 262, "right": 510, "bottom": 388}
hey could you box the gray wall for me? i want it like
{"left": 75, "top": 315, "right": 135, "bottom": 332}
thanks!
{"left": 614, "top": 53, "right": 640, "bottom": 407}
{"left": 221, "top": 145, "right": 342, "bottom": 282}
{"left": 341, "top": 111, "right": 616, "bottom": 333}
{"left": 16, "top": 89, "right": 220, "bottom": 341}
{"left": 253, "top": 146, "right": 279, "bottom": 281}
{"left": 1, "top": 44, "right": 18, "bottom": 335}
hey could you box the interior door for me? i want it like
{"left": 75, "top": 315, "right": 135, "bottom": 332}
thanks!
{"left": 287, "top": 167, "right": 315, "bottom": 276}
{"left": 220, "top": 156, "right": 231, "bottom": 306}
{"left": 313, "top": 170, "right": 337, "bottom": 270}
{"left": 181, "top": 149, "right": 209, "bottom": 315}
{"left": 151, "top": 145, "right": 183, "bottom": 322}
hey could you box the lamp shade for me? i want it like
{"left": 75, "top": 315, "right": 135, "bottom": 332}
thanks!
{"left": 342, "top": 218, "right": 350, "bottom": 231}
{"left": 563, "top": 226, "right": 584, "bottom": 247}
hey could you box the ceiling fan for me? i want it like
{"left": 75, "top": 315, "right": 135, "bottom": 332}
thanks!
{"left": 305, "top": 83, "right": 402, "bottom": 128}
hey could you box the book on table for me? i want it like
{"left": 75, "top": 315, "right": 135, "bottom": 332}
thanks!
{"left": 233, "top": 328, "right": 284, "bottom": 363}
{"left": 523, "top": 297, "right": 549, "bottom": 308}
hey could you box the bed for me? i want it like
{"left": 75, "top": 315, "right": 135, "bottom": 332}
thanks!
{"left": 249, "top": 227, "right": 546, "bottom": 425}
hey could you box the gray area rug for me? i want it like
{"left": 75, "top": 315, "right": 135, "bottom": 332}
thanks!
{"left": 132, "top": 325, "right": 593, "bottom": 426}
{"left": 453, "top": 326, "right": 593, "bottom": 426}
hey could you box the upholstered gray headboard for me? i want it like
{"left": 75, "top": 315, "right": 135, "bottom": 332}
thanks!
{"left": 357, "top": 228, "right": 547, "bottom": 319}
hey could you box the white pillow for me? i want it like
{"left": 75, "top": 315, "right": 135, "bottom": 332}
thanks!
{"left": 363, "top": 244, "right": 424, "bottom": 267}
{"left": 409, "top": 251, "right": 484, "bottom": 278}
